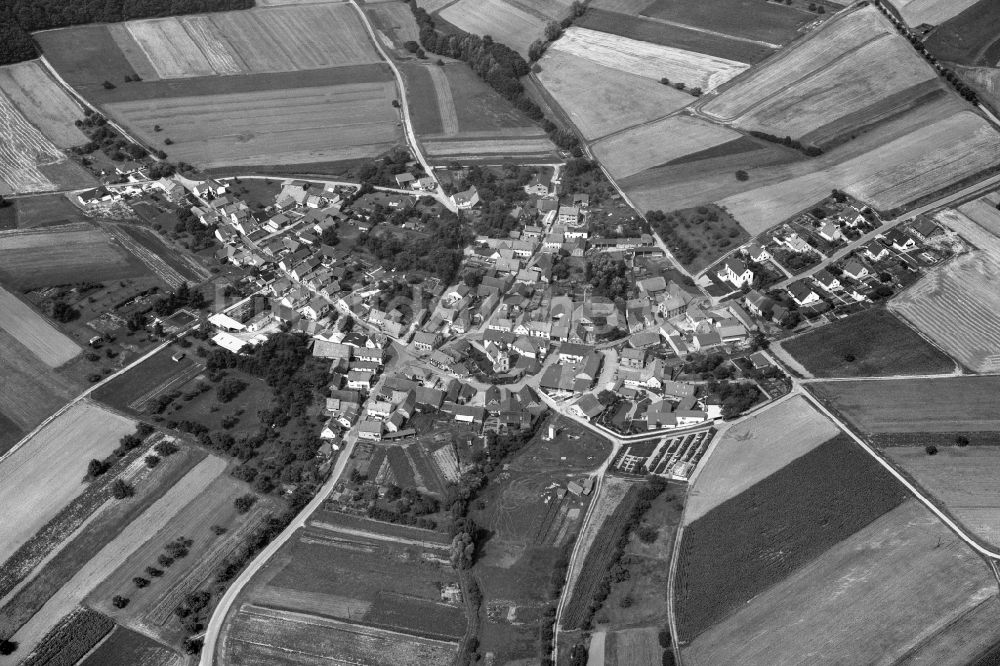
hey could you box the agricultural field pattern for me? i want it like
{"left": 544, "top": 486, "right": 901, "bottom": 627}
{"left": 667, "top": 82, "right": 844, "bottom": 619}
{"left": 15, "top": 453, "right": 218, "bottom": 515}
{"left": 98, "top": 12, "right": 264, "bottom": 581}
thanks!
{"left": 6, "top": 0, "right": 1000, "bottom": 665}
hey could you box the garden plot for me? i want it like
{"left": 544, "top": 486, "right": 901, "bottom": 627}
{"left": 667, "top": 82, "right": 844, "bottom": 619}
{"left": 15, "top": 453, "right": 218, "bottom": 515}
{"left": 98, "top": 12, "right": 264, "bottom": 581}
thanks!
{"left": 0, "top": 285, "right": 80, "bottom": 367}
{"left": 890, "top": 252, "right": 1000, "bottom": 372}
{"left": 553, "top": 27, "right": 749, "bottom": 90}
{"left": 536, "top": 49, "right": 692, "bottom": 140}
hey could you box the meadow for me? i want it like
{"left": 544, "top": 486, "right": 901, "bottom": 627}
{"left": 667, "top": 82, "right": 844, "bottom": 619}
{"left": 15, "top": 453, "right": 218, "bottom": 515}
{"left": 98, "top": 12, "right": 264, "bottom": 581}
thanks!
{"left": 0, "top": 285, "right": 80, "bottom": 367}
{"left": 683, "top": 499, "right": 1000, "bottom": 665}
{"left": 675, "top": 434, "right": 908, "bottom": 639}
{"left": 639, "top": 0, "right": 816, "bottom": 44}
{"left": 0, "top": 327, "right": 77, "bottom": 439}
{"left": 890, "top": 252, "right": 1000, "bottom": 372}
{"left": 924, "top": 0, "right": 1000, "bottom": 66}
{"left": 782, "top": 308, "right": 956, "bottom": 377}
{"left": 684, "top": 396, "right": 840, "bottom": 524}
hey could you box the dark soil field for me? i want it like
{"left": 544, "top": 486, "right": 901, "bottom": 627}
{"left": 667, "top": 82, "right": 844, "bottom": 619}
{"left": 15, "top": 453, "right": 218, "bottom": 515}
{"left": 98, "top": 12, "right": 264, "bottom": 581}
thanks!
{"left": 79, "top": 625, "right": 179, "bottom": 666}
{"left": 640, "top": 0, "right": 818, "bottom": 44}
{"left": 400, "top": 63, "right": 444, "bottom": 136}
{"left": 810, "top": 376, "right": 1000, "bottom": 444}
{"left": 578, "top": 9, "right": 777, "bottom": 62}
{"left": 674, "top": 434, "right": 908, "bottom": 640}
{"left": 782, "top": 308, "right": 956, "bottom": 377}
{"left": 924, "top": 0, "right": 1000, "bottom": 66}
{"left": 35, "top": 25, "right": 141, "bottom": 98}
{"left": 5, "top": 194, "right": 86, "bottom": 229}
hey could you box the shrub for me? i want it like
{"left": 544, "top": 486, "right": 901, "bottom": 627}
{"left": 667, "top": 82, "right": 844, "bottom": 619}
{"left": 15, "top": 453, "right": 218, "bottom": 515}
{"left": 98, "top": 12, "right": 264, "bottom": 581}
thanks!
{"left": 956, "top": 435, "right": 970, "bottom": 447}
{"left": 145, "top": 454, "right": 161, "bottom": 468}
{"left": 146, "top": 566, "right": 164, "bottom": 577}
{"left": 0, "top": 640, "right": 17, "bottom": 655}
{"left": 112, "top": 595, "right": 129, "bottom": 608}
{"left": 735, "top": 170, "right": 749, "bottom": 181}
{"left": 111, "top": 479, "right": 135, "bottom": 499}
{"left": 155, "top": 440, "right": 179, "bottom": 456}
{"left": 234, "top": 494, "right": 258, "bottom": 514}
{"left": 133, "top": 577, "right": 150, "bottom": 588}
{"left": 925, "top": 445, "right": 938, "bottom": 455}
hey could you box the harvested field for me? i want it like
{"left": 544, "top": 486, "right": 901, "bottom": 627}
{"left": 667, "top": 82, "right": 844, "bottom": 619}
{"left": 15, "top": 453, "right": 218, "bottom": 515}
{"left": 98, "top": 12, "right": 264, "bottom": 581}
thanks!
{"left": 682, "top": 500, "right": 1000, "bottom": 664}
{"left": 605, "top": 627, "right": 661, "bottom": 666}
{"left": 0, "top": 61, "right": 86, "bottom": 148}
{"left": 810, "top": 376, "right": 1000, "bottom": 436}
{"left": 684, "top": 396, "right": 839, "bottom": 524}
{"left": 8, "top": 455, "right": 227, "bottom": 657}
{"left": 554, "top": 28, "right": 749, "bottom": 90}
{"left": 0, "top": 89, "right": 64, "bottom": 194}
{"left": 80, "top": 625, "right": 181, "bottom": 666}
{"left": 593, "top": 115, "right": 741, "bottom": 180}
{"left": 890, "top": 252, "right": 1000, "bottom": 372}
{"left": 0, "top": 285, "right": 79, "bottom": 367}
{"left": 121, "top": 5, "right": 381, "bottom": 79}
{"left": 536, "top": 50, "right": 691, "bottom": 140}
{"left": 0, "top": 401, "right": 134, "bottom": 563}
{"left": 640, "top": 0, "right": 814, "bottom": 44}
{"left": 370, "top": 2, "right": 421, "bottom": 45}
{"left": 0, "top": 327, "right": 77, "bottom": 432}
{"left": 895, "top": 0, "right": 980, "bottom": 27}
{"left": 439, "top": 0, "right": 546, "bottom": 57}
{"left": 426, "top": 65, "right": 459, "bottom": 136}
{"left": 924, "top": 0, "right": 1000, "bottom": 66}
{"left": 226, "top": 605, "right": 458, "bottom": 666}
{"left": 106, "top": 82, "right": 402, "bottom": 169}
{"left": 577, "top": 9, "right": 775, "bottom": 63}
{"left": 0, "top": 222, "right": 148, "bottom": 289}
{"left": 887, "top": 445, "right": 1000, "bottom": 547}
{"left": 781, "top": 308, "right": 955, "bottom": 377}
{"left": 424, "top": 137, "right": 555, "bottom": 158}
{"left": 675, "top": 435, "right": 908, "bottom": 639}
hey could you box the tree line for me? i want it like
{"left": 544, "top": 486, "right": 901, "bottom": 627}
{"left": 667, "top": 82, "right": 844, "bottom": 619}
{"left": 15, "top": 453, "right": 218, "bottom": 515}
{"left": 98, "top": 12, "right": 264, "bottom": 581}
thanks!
{"left": 0, "top": 0, "right": 253, "bottom": 65}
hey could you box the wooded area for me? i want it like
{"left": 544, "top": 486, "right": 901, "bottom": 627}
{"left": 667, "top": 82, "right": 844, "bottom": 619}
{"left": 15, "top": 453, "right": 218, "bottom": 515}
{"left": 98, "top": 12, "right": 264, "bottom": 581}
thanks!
{"left": 0, "top": 0, "right": 254, "bottom": 65}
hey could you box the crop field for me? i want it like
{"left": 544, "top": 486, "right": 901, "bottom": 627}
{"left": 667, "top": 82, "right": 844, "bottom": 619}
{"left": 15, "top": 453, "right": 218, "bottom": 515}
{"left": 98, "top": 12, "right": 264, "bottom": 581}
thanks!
{"left": 887, "top": 445, "right": 1000, "bottom": 547}
{"left": 536, "top": 50, "right": 692, "bottom": 140}
{"left": 4, "top": 194, "right": 86, "bottom": 229}
{"left": 890, "top": 252, "right": 1000, "bottom": 372}
{"left": 684, "top": 396, "right": 839, "bottom": 524}
{"left": 959, "top": 197, "right": 1000, "bottom": 240}
{"left": 781, "top": 308, "right": 955, "bottom": 377}
{"left": 810, "top": 376, "right": 1000, "bottom": 441}
{"left": 682, "top": 500, "right": 1000, "bottom": 665}
{"left": 0, "top": 327, "right": 77, "bottom": 435}
{"left": 554, "top": 28, "right": 749, "bottom": 91}
{"left": 0, "top": 222, "right": 149, "bottom": 289}
{"left": 604, "top": 627, "right": 661, "bottom": 666}
{"left": 934, "top": 208, "right": 1000, "bottom": 260}
{"left": 106, "top": 82, "right": 402, "bottom": 169}
{"left": 591, "top": 0, "right": 654, "bottom": 13}
{"left": 0, "top": 88, "right": 70, "bottom": 194}
{"left": 20, "top": 607, "right": 114, "bottom": 666}
{"left": 577, "top": 9, "right": 776, "bottom": 63}
{"left": 0, "top": 285, "right": 80, "bottom": 367}
{"left": 895, "top": 0, "right": 979, "bottom": 26}
{"left": 226, "top": 605, "right": 459, "bottom": 666}
{"left": 439, "top": 0, "right": 547, "bottom": 57}
{"left": 639, "top": 0, "right": 817, "bottom": 45}
{"left": 924, "top": 0, "right": 1000, "bottom": 66}
{"left": 0, "top": 401, "right": 134, "bottom": 564}
{"left": 675, "top": 435, "right": 908, "bottom": 639}
{"left": 0, "top": 61, "right": 86, "bottom": 148}
{"left": 9, "top": 455, "right": 228, "bottom": 657}
{"left": 118, "top": 5, "right": 381, "bottom": 79}
{"left": 424, "top": 137, "right": 556, "bottom": 160}
{"left": 80, "top": 625, "right": 181, "bottom": 666}
{"left": 369, "top": 2, "right": 421, "bottom": 46}
{"left": 594, "top": 115, "right": 742, "bottom": 180}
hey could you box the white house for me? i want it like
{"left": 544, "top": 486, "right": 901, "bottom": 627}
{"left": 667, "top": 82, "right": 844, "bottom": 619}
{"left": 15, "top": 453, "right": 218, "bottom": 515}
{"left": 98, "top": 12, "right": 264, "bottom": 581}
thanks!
{"left": 717, "top": 258, "right": 753, "bottom": 288}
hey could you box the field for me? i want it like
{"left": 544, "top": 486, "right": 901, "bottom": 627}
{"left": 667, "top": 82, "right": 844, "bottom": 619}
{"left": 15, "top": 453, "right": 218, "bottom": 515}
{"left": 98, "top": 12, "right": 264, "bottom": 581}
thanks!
{"left": 0, "top": 401, "right": 135, "bottom": 564}
{"left": 684, "top": 395, "right": 839, "bottom": 524}
{"left": 536, "top": 50, "right": 691, "bottom": 140}
{"left": 0, "top": 285, "right": 80, "bottom": 367}
{"left": 0, "top": 327, "right": 77, "bottom": 440}
{"left": 8, "top": 454, "right": 228, "bottom": 657}
{"left": 106, "top": 82, "right": 402, "bottom": 169}
{"left": 895, "top": 0, "right": 980, "bottom": 26}
{"left": 0, "top": 222, "right": 150, "bottom": 289}
{"left": 439, "top": 0, "right": 549, "bottom": 57}
{"left": 683, "top": 499, "right": 1000, "bottom": 664}
{"left": 924, "top": 0, "right": 1000, "bottom": 66}
{"left": 603, "top": 627, "right": 661, "bottom": 666}
{"left": 3, "top": 194, "right": 86, "bottom": 229}
{"left": 675, "top": 434, "right": 908, "bottom": 639}
{"left": 20, "top": 608, "right": 114, "bottom": 666}
{"left": 935, "top": 207, "right": 1000, "bottom": 259}
{"left": 80, "top": 625, "right": 180, "bottom": 666}
{"left": 890, "top": 252, "right": 1000, "bottom": 372}
{"left": 959, "top": 197, "right": 1000, "bottom": 240}
{"left": 593, "top": 115, "right": 741, "bottom": 180}
{"left": 887, "top": 445, "right": 1000, "bottom": 547}
{"left": 423, "top": 137, "right": 556, "bottom": 160}
{"left": 811, "top": 376, "right": 1000, "bottom": 442}
{"left": 577, "top": 9, "right": 776, "bottom": 63}
{"left": 781, "top": 308, "right": 956, "bottom": 377}
{"left": 639, "top": 0, "right": 817, "bottom": 44}
{"left": 369, "top": 2, "right": 421, "bottom": 47}
{"left": 117, "top": 5, "right": 381, "bottom": 79}
{"left": 0, "top": 61, "right": 86, "bottom": 148}
{"left": 226, "top": 605, "right": 458, "bottom": 666}
{"left": 554, "top": 28, "right": 748, "bottom": 91}
{"left": 701, "top": 7, "right": 935, "bottom": 140}
{"left": 0, "top": 89, "right": 75, "bottom": 194}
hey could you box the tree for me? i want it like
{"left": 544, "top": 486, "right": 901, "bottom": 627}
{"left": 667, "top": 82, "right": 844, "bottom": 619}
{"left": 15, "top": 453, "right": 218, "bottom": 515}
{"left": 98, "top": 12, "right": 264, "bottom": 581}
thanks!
{"left": 111, "top": 479, "right": 135, "bottom": 499}
{"left": 234, "top": 494, "right": 257, "bottom": 514}
{"left": 544, "top": 21, "right": 562, "bottom": 41}
{"left": 183, "top": 637, "right": 204, "bottom": 655}
{"left": 956, "top": 435, "right": 970, "bottom": 447}
{"left": 735, "top": 170, "right": 749, "bottom": 181}
{"left": 51, "top": 300, "right": 79, "bottom": 323}
{"left": 0, "top": 640, "right": 17, "bottom": 655}
{"left": 133, "top": 576, "right": 150, "bottom": 588}
{"left": 155, "top": 440, "right": 179, "bottom": 456}
{"left": 320, "top": 226, "right": 339, "bottom": 246}
{"left": 112, "top": 595, "right": 129, "bottom": 608}
{"left": 87, "top": 458, "right": 109, "bottom": 479}
{"left": 145, "top": 454, "right": 161, "bottom": 468}
{"left": 925, "top": 445, "right": 938, "bottom": 455}
{"left": 450, "top": 531, "right": 475, "bottom": 569}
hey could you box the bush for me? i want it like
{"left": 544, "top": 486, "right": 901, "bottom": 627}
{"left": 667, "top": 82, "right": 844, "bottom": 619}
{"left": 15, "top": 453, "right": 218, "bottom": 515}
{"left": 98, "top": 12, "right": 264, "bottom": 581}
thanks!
{"left": 87, "top": 458, "right": 109, "bottom": 478}
{"left": 111, "top": 479, "right": 135, "bottom": 499}
{"left": 112, "top": 595, "right": 129, "bottom": 608}
{"left": 133, "top": 576, "right": 150, "bottom": 588}
{"left": 956, "top": 435, "right": 970, "bottom": 447}
{"left": 234, "top": 494, "right": 257, "bottom": 514}
{"left": 158, "top": 554, "right": 174, "bottom": 567}
{"left": 735, "top": 170, "right": 749, "bottom": 181}
{"left": 146, "top": 566, "right": 164, "bottom": 577}
{"left": 925, "top": 445, "right": 938, "bottom": 455}
{"left": 0, "top": 640, "right": 17, "bottom": 655}
{"left": 658, "top": 628, "right": 672, "bottom": 648}
{"left": 211, "top": 524, "right": 228, "bottom": 536}
{"left": 155, "top": 440, "right": 179, "bottom": 456}
{"left": 637, "top": 525, "right": 659, "bottom": 543}
{"left": 145, "top": 454, "right": 161, "bottom": 468}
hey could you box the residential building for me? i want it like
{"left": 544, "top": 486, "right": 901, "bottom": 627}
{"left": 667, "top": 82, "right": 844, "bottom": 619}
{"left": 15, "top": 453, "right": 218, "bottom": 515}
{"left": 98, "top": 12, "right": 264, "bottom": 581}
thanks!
{"left": 718, "top": 257, "right": 753, "bottom": 288}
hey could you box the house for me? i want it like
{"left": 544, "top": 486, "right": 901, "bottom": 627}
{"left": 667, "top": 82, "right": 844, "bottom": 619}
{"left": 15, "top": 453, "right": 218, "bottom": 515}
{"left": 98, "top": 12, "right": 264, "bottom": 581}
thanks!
{"left": 637, "top": 276, "right": 667, "bottom": 295}
{"left": 749, "top": 351, "right": 772, "bottom": 370}
{"left": 787, "top": 280, "right": 821, "bottom": 306}
{"left": 558, "top": 342, "right": 592, "bottom": 364}
{"left": 193, "top": 178, "right": 228, "bottom": 197}
{"left": 883, "top": 229, "right": 916, "bottom": 251}
{"left": 367, "top": 400, "right": 393, "bottom": 419}
{"left": 864, "top": 240, "right": 890, "bottom": 262}
{"left": 818, "top": 222, "right": 842, "bottom": 242}
{"left": 300, "top": 297, "right": 330, "bottom": 320}
{"left": 358, "top": 419, "right": 383, "bottom": 441}
{"left": 414, "top": 176, "right": 437, "bottom": 191}
{"left": 557, "top": 205, "right": 580, "bottom": 225}
{"left": 452, "top": 186, "right": 480, "bottom": 209}
{"left": 572, "top": 394, "right": 604, "bottom": 420}
{"left": 744, "top": 242, "right": 770, "bottom": 263}
{"left": 691, "top": 330, "right": 723, "bottom": 352}
{"left": 347, "top": 370, "right": 374, "bottom": 391}
{"left": 661, "top": 380, "right": 695, "bottom": 400}
{"left": 394, "top": 172, "right": 415, "bottom": 188}
{"left": 910, "top": 217, "right": 939, "bottom": 242}
{"left": 842, "top": 259, "right": 869, "bottom": 280}
{"left": 778, "top": 232, "right": 813, "bottom": 254}
{"left": 717, "top": 257, "right": 753, "bottom": 288}
{"left": 813, "top": 269, "right": 840, "bottom": 292}
{"left": 412, "top": 330, "right": 442, "bottom": 352}
{"left": 619, "top": 347, "right": 646, "bottom": 369}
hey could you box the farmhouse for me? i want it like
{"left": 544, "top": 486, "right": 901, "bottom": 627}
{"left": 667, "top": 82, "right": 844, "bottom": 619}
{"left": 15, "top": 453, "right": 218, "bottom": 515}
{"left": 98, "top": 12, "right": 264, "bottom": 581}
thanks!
{"left": 572, "top": 394, "right": 605, "bottom": 420}
{"left": 717, "top": 258, "right": 753, "bottom": 288}
{"left": 412, "top": 330, "right": 442, "bottom": 352}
